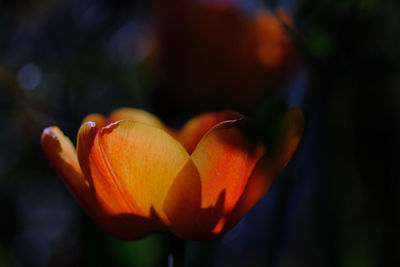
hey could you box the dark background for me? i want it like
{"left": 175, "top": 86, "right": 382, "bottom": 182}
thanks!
{"left": 0, "top": 0, "right": 399, "bottom": 266}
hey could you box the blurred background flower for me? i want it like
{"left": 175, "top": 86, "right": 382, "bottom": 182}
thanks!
{"left": 152, "top": 0, "right": 297, "bottom": 113}
{"left": 1, "top": 0, "right": 400, "bottom": 266}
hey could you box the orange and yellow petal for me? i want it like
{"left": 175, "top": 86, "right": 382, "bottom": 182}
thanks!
{"left": 192, "top": 119, "right": 265, "bottom": 215}
{"left": 92, "top": 120, "right": 190, "bottom": 229}
{"left": 178, "top": 110, "right": 243, "bottom": 153}
{"left": 42, "top": 126, "right": 154, "bottom": 240}
{"left": 77, "top": 122, "right": 156, "bottom": 239}
{"left": 108, "top": 108, "right": 167, "bottom": 130}
{"left": 76, "top": 122, "right": 99, "bottom": 185}
{"left": 191, "top": 120, "right": 265, "bottom": 231}
{"left": 41, "top": 127, "right": 87, "bottom": 198}
{"left": 164, "top": 119, "right": 265, "bottom": 239}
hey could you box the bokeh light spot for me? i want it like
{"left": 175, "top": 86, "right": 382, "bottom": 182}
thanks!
{"left": 17, "top": 63, "right": 42, "bottom": 91}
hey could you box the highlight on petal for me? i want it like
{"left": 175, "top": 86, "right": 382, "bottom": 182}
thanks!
{"left": 164, "top": 119, "right": 265, "bottom": 239}
{"left": 82, "top": 113, "right": 107, "bottom": 129}
{"left": 108, "top": 108, "right": 167, "bottom": 130}
{"left": 225, "top": 107, "right": 304, "bottom": 230}
{"left": 93, "top": 120, "right": 190, "bottom": 228}
{"left": 177, "top": 110, "right": 243, "bottom": 153}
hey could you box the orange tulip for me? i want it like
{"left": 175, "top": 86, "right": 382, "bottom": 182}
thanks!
{"left": 153, "top": 0, "right": 297, "bottom": 112}
{"left": 41, "top": 108, "right": 303, "bottom": 240}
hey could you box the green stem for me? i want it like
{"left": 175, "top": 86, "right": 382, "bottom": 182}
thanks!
{"left": 169, "top": 235, "right": 186, "bottom": 267}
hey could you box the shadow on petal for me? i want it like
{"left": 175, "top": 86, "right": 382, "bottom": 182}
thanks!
{"left": 103, "top": 206, "right": 168, "bottom": 241}
{"left": 76, "top": 121, "right": 171, "bottom": 240}
{"left": 222, "top": 107, "right": 304, "bottom": 232}
{"left": 163, "top": 160, "right": 227, "bottom": 240}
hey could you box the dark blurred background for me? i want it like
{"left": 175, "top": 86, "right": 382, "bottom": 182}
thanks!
{"left": 1, "top": 0, "right": 399, "bottom": 266}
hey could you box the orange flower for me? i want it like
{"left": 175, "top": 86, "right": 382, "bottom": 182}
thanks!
{"left": 153, "top": 0, "right": 297, "bottom": 111}
{"left": 41, "top": 108, "right": 303, "bottom": 240}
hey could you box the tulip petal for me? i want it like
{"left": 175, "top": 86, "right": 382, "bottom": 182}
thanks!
{"left": 77, "top": 122, "right": 98, "bottom": 185}
{"left": 85, "top": 125, "right": 140, "bottom": 217}
{"left": 163, "top": 159, "right": 203, "bottom": 239}
{"left": 42, "top": 126, "right": 153, "bottom": 240}
{"left": 95, "top": 120, "right": 190, "bottom": 227}
{"left": 41, "top": 127, "right": 87, "bottom": 197}
{"left": 40, "top": 127, "right": 125, "bottom": 237}
{"left": 82, "top": 113, "right": 108, "bottom": 129}
{"left": 108, "top": 108, "right": 167, "bottom": 130}
{"left": 192, "top": 119, "right": 265, "bottom": 215}
{"left": 75, "top": 122, "right": 158, "bottom": 239}
{"left": 178, "top": 110, "right": 243, "bottom": 153}
{"left": 165, "top": 119, "right": 265, "bottom": 238}
{"left": 225, "top": 107, "right": 304, "bottom": 230}
{"left": 164, "top": 158, "right": 231, "bottom": 240}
